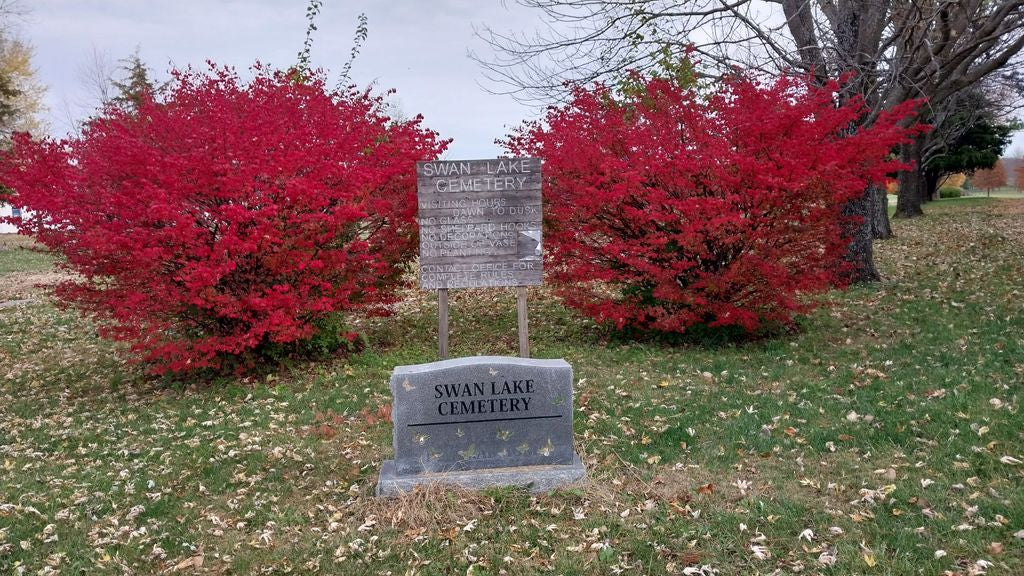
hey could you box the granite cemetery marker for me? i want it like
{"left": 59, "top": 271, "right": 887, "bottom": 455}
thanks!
{"left": 376, "top": 356, "right": 586, "bottom": 496}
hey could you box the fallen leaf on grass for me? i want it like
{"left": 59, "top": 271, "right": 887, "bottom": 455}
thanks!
{"left": 680, "top": 551, "right": 701, "bottom": 565}
{"left": 172, "top": 554, "right": 204, "bottom": 572}
{"left": 682, "top": 565, "right": 719, "bottom": 576}
{"left": 872, "top": 467, "right": 898, "bottom": 480}
{"left": 970, "top": 559, "right": 994, "bottom": 575}
{"left": 818, "top": 547, "right": 837, "bottom": 567}
{"left": 733, "top": 479, "right": 751, "bottom": 496}
{"left": 860, "top": 542, "right": 876, "bottom": 567}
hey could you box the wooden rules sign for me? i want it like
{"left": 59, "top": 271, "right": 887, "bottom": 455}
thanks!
{"left": 416, "top": 158, "right": 543, "bottom": 290}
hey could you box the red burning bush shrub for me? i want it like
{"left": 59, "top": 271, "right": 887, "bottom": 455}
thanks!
{"left": 1, "top": 66, "right": 446, "bottom": 373}
{"left": 504, "top": 73, "right": 919, "bottom": 334}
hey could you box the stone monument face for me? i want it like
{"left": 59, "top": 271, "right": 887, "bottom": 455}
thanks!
{"left": 377, "top": 356, "right": 585, "bottom": 495}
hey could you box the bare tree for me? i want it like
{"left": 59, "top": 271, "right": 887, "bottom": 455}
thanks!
{"left": 0, "top": 0, "right": 27, "bottom": 32}
{"left": 882, "top": 2, "right": 1024, "bottom": 220}
{"left": 476, "top": 0, "right": 1024, "bottom": 282}
{"left": 477, "top": 1, "right": 1024, "bottom": 115}
{"left": 77, "top": 46, "right": 116, "bottom": 108}
{"left": 475, "top": 1, "right": 802, "bottom": 105}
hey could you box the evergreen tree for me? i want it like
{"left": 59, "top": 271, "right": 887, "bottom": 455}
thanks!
{"left": 110, "top": 49, "right": 160, "bottom": 112}
{"left": 925, "top": 116, "right": 1018, "bottom": 199}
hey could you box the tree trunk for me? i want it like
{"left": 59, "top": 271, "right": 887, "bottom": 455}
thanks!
{"left": 894, "top": 138, "right": 925, "bottom": 218}
{"left": 924, "top": 171, "right": 940, "bottom": 202}
{"left": 843, "top": 189, "right": 881, "bottom": 283}
{"left": 870, "top": 184, "right": 893, "bottom": 239}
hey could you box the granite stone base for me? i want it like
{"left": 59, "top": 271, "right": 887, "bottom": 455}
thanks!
{"left": 376, "top": 453, "right": 586, "bottom": 497}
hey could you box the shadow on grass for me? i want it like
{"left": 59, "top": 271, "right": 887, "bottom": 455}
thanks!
{"left": 604, "top": 319, "right": 800, "bottom": 350}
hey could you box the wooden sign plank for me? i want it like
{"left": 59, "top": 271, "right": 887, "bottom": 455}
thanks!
{"left": 416, "top": 158, "right": 541, "bottom": 178}
{"left": 419, "top": 210, "right": 542, "bottom": 222}
{"left": 418, "top": 198, "right": 541, "bottom": 218}
{"left": 416, "top": 172, "right": 542, "bottom": 192}
{"left": 417, "top": 157, "right": 543, "bottom": 290}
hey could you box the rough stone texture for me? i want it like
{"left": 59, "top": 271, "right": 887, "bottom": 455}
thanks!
{"left": 377, "top": 454, "right": 586, "bottom": 497}
{"left": 377, "top": 356, "right": 585, "bottom": 496}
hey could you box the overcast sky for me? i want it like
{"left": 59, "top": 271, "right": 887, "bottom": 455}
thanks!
{"left": 19, "top": 1, "right": 1024, "bottom": 156}
{"left": 22, "top": 0, "right": 546, "bottom": 159}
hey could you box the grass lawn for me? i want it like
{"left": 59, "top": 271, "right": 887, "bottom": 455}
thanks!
{"left": 966, "top": 188, "right": 1024, "bottom": 199}
{"left": 1, "top": 199, "right": 1023, "bottom": 575}
{"left": 0, "top": 234, "right": 57, "bottom": 276}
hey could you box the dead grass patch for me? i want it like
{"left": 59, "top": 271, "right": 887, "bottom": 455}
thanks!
{"left": 0, "top": 271, "right": 71, "bottom": 300}
{"left": 362, "top": 482, "right": 504, "bottom": 534}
